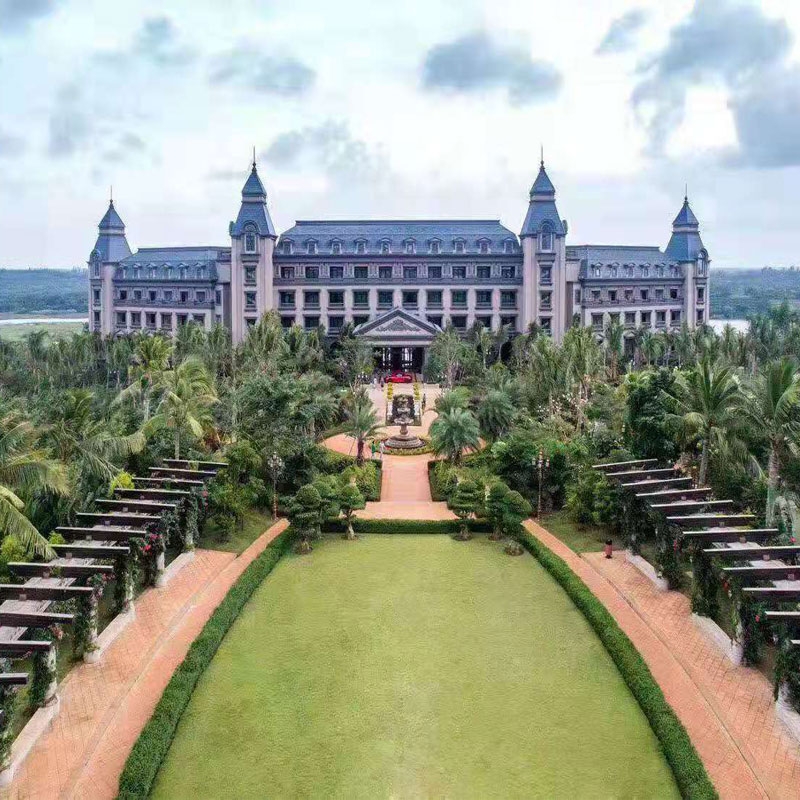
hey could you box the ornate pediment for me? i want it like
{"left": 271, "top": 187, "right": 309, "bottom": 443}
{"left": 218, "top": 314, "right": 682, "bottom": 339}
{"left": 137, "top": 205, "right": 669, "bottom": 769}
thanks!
{"left": 354, "top": 307, "right": 442, "bottom": 341}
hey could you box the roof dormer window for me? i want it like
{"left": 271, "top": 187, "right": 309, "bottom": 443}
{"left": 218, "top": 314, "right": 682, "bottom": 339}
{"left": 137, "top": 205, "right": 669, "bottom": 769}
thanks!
{"left": 540, "top": 223, "right": 553, "bottom": 252}
{"left": 306, "top": 240, "right": 317, "bottom": 255}
{"left": 503, "top": 240, "right": 514, "bottom": 254}
{"left": 282, "top": 240, "right": 293, "bottom": 255}
{"left": 454, "top": 239, "right": 465, "bottom": 254}
{"left": 380, "top": 240, "right": 391, "bottom": 254}
{"left": 355, "top": 240, "right": 366, "bottom": 254}
{"left": 404, "top": 240, "right": 415, "bottom": 254}
{"left": 429, "top": 240, "right": 441, "bottom": 254}
{"left": 331, "top": 240, "right": 342, "bottom": 255}
{"left": 478, "top": 240, "right": 490, "bottom": 254}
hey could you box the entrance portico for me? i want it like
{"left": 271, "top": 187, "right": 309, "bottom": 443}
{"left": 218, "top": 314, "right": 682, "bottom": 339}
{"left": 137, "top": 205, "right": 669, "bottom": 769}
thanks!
{"left": 353, "top": 308, "right": 441, "bottom": 372}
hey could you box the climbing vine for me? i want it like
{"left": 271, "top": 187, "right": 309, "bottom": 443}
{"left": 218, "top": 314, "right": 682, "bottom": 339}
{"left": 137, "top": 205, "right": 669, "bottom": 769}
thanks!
{"left": 0, "top": 678, "right": 15, "bottom": 768}
{"left": 729, "top": 584, "right": 767, "bottom": 667}
{"left": 653, "top": 517, "right": 684, "bottom": 589}
{"left": 114, "top": 551, "right": 138, "bottom": 614}
{"left": 690, "top": 546, "right": 719, "bottom": 617}
{"left": 774, "top": 633, "right": 800, "bottom": 713}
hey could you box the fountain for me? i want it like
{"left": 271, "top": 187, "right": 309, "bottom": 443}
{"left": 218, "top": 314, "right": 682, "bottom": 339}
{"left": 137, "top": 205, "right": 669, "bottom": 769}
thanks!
{"left": 384, "top": 413, "right": 425, "bottom": 450}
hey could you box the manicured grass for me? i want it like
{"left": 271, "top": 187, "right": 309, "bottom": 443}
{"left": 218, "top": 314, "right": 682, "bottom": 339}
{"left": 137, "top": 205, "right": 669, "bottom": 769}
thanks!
{"left": 199, "top": 508, "right": 274, "bottom": 554}
{"left": 152, "top": 534, "right": 678, "bottom": 799}
{"left": 542, "top": 509, "right": 624, "bottom": 553}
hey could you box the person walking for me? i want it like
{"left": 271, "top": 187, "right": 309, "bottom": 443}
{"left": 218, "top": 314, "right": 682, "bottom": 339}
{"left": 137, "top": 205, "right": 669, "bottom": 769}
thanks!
{"left": 379, "top": 440, "right": 385, "bottom": 461}
{"left": 422, "top": 393, "right": 427, "bottom": 413}
{"left": 371, "top": 440, "right": 377, "bottom": 461}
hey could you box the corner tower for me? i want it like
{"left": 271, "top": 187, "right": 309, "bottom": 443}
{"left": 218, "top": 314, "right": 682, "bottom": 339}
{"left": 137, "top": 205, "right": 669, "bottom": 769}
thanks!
{"left": 229, "top": 159, "right": 277, "bottom": 344}
{"left": 520, "top": 158, "right": 568, "bottom": 341}
{"left": 88, "top": 198, "right": 131, "bottom": 335}
{"left": 665, "top": 195, "right": 709, "bottom": 327}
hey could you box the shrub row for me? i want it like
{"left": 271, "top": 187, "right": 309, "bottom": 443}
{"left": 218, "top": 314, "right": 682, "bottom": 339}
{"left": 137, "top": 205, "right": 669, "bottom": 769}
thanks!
{"left": 117, "top": 528, "right": 292, "bottom": 800}
{"left": 322, "top": 518, "right": 492, "bottom": 535}
{"left": 519, "top": 528, "right": 717, "bottom": 800}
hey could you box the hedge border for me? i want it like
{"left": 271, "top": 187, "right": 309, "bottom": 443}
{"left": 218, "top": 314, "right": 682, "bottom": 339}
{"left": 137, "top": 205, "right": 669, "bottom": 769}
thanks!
{"left": 116, "top": 528, "right": 292, "bottom": 800}
{"left": 519, "top": 528, "right": 717, "bottom": 800}
{"left": 323, "top": 518, "right": 492, "bottom": 535}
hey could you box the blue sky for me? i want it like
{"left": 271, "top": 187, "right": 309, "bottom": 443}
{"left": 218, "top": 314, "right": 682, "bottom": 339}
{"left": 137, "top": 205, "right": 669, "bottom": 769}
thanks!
{"left": 0, "top": 0, "right": 799, "bottom": 269}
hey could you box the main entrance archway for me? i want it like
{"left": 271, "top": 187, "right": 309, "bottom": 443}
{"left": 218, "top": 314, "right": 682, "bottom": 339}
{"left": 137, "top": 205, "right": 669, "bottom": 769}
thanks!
{"left": 374, "top": 346, "right": 425, "bottom": 371}
{"left": 353, "top": 308, "right": 441, "bottom": 373}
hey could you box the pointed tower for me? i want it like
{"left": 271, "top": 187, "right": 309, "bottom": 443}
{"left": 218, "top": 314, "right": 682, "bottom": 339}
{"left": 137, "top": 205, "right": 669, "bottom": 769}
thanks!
{"left": 665, "top": 194, "right": 709, "bottom": 328}
{"left": 520, "top": 158, "right": 569, "bottom": 341}
{"left": 229, "top": 159, "right": 278, "bottom": 344}
{"left": 88, "top": 198, "right": 132, "bottom": 335}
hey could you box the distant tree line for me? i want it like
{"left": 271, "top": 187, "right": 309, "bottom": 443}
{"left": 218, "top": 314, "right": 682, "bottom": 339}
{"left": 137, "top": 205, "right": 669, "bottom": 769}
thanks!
{"left": 713, "top": 267, "right": 800, "bottom": 320}
{"left": 0, "top": 268, "right": 88, "bottom": 314}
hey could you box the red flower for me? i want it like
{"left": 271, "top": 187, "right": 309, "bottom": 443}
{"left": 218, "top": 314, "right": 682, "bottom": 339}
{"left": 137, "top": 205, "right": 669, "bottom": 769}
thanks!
{"left": 144, "top": 544, "right": 152, "bottom": 553}
{"left": 755, "top": 614, "right": 761, "bottom": 623}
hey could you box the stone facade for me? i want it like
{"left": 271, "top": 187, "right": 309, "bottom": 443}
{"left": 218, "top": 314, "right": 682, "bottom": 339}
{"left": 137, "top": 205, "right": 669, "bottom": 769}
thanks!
{"left": 88, "top": 159, "right": 710, "bottom": 354}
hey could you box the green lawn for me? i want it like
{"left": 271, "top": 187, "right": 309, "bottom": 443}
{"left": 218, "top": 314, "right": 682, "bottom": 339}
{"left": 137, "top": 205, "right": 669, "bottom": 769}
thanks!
{"left": 0, "top": 321, "right": 85, "bottom": 341}
{"left": 541, "top": 509, "right": 625, "bottom": 553}
{"left": 153, "top": 534, "right": 677, "bottom": 798}
{"left": 198, "top": 508, "right": 274, "bottom": 554}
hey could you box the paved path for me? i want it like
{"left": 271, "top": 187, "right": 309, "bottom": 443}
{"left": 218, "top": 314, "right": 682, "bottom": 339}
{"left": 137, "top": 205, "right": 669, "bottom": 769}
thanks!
{"left": 584, "top": 547, "right": 800, "bottom": 800}
{"left": 4, "top": 519, "right": 288, "bottom": 800}
{"left": 524, "top": 519, "right": 799, "bottom": 800}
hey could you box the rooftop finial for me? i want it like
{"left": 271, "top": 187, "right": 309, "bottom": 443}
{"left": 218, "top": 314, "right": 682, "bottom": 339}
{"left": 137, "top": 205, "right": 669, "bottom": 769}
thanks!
{"left": 109, "top": 185, "right": 113, "bottom": 204}
{"left": 684, "top": 182, "right": 688, "bottom": 202}
{"left": 540, "top": 144, "right": 544, "bottom": 168}
{"left": 252, "top": 146, "right": 256, "bottom": 170}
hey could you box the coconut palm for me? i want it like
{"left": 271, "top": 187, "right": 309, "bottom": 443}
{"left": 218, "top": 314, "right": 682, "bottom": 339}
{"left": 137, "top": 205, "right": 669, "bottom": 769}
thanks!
{"left": 342, "top": 399, "right": 379, "bottom": 465}
{"left": 0, "top": 413, "right": 66, "bottom": 556}
{"left": 664, "top": 357, "right": 746, "bottom": 485}
{"left": 476, "top": 389, "right": 516, "bottom": 441}
{"left": 640, "top": 329, "right": 663, "bottom": 368}
{"left": 604, "top": 319, "right": 624, "bottom": 382}
{"left": 563, "top": 325, "right": 602, "bottom": 429}
{"left": 430, "top": 407, "right": 480, "bottom": 464}
{"left": 741, "top": 358, "right": 800, "bottom": 522}
{"left": 146, "top": 357, "right": 218, "bottom": 459}
{"left": 116, "top": 335, "right": 172, "bottom": 420}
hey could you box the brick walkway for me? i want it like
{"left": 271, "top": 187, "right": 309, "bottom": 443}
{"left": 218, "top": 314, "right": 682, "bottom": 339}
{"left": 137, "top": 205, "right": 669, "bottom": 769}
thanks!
{"left": 583, "top": 547, "right": 800, "bottom": 800}
{"left": 4, "top": 519, "right": 288, "bottom": 800}
{"left": 524, "top": 519, "right": 800, "bottom": 800}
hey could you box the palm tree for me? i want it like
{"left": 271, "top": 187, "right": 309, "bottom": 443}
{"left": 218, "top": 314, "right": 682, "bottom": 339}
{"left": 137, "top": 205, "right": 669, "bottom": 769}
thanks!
{"left": 430, "top": 407, "right": 480, "bottom": 464}
{"left": 476, "top": 389, "right": 515, "bottom": 441}
{"left": 342, "top": 399, "right": 379, "bottom": 465}
{"left": 640, "top": 329, "right": 662, "bottom": 367}
{"left": 0, "top": 413, "right": 66, "bottom": 556}
{"left": 604, "top": 319, "right": 624, "bottom": 381}
{"left": 563, "top": 326, "right": 601, "bottom": 429}
{"left": 116, "top": 335, "right": 172, "bottom": 420}
{"left": 146, "top": 357, "right": 217, "bottom": 459}
{"left": 741, "top": 358, "right": 800, "bottom": 522}
{"left": 664, "top": 357, "right": 745, "bottom": 485}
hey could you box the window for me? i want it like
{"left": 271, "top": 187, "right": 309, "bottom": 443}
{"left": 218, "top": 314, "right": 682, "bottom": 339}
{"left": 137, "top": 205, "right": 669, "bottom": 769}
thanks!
{"left": 380, "top": 241, "right": 391, "bottom": 254}
{"left": 624, "top": 266, "right": 633, "bottom": 278}
{"left": 479, "top": 241, "right": 489, "bottom": 254}
{"left": 504, "top": 240, "right": 514, "bottom": 254}
{"left": 430, "top": 241, "right": 441, "bottom": 254}
{"left": 427, "top": 290, "right": 443, "bottom": 307}
{"left": 539, "top": 317, "right": 552, "bottom": 335}
{"left": 655, "top": 288, "right": 664, "bottom": 300}
{"left": 244, "top": 266, "right": 256, "bottom": 285}
{"left": 328, "top": 316, "right": 344, "bottom": 331}
{"left": 500, "top": 315, "right": 517, "bottom": 331}
{"left": 215, "top": 314, "right": 222, "bottom": 325}
{"left": 162, "top": 290, "right": 172, "bottom": 302}
{"left": 304, "top": 316, "right": 320, "bottom": 330}
{"left": 355, "top": 240, "right": 366, "bottom": 254}
{"left": 245, "top": 317, "right": 256, "bottom": 328}
{"left": 697, "top": 286, "right": 705, "bottom": 302}
{"left": 452, "top": 265, "right": 466, "bottom": 279}
{"left": 353, "top": 315, "right": 369, "bottom": 326}
{"left": 671, "top": 310, "right": 681, "bottom": 324}
{"left": 134, "top": 289, "right": 142, "bottom": 301}
{"left": 328, "top": 290, "right": 344, "bottom": 307}
{"left": 641, "top": 311, "right": 651, "bottom": 326}
{"left": 697, "top": 308, "right": 705, "bottom": 323}
{"left": 378, "top": 290, "right": 393, "bottom": 307}
{"left": 93, "top": 289, "right": 101, "bottom": 305}
{"left": 501, "top": 290, "right": 516, "bottom": 309}
{"left": 280, "top": 266, "right": 295, "bottom": 280}
{"left": 131, "top": 312, "right": 141, "bottom": 328}
{"left": 641, "top": 266, "right": 649, "bottom": 278}
{"left": 354, "top": 266, "right": 368, "bottom": 280}
{"left": 610, "top": 266, "right": 618, "bottom": 278}
{"left": 281, "top": 241, "right": 293, "bottom": 255}
{"left": 379, "top": 265, "right": 392, "bottom": 279}
{"left": 427, "top": 315, "right": 443, "bottom": 328}
{"left": 656, "top": 266, "right": 664, "bottom": 277}
{"left": 476, "top": 316, "right": 492, "bottom": 329}
{"left": 591, "top": 290, "right": 601, "bottom": 302}
{"left": 93, "top": 263, "right": 100, "bottom": 278}
{"left": 540, "top": 224, "right": 553, "bottom": 251}
{"left": 625, "top": 312, "right": 636, "bottom": 325}
{"left": 428, "top": 265, "right": 442, "bottom": 280}
{"left": 574, "top": 289, "right": 581, "bottom": 304}
{"left": 669, "top": 287, "right": 679, "bottom": 300}
{"left": 116, "top": 312, "right": 126, "bottom": 326}
{"left": 149, "top": 290, "right": 157, "bottom": 302}
{"left": 304, "top": 291, "right": 320, "bottom": 308}
{"left": 592, "top": 266, "right": 601, "bottom": 278}
{"left": 162, "top": 313, "right": 173, "bottom": 329}
{"left": 698, "top": 253, "right": 708, "bottom": 276}
{"left": 281, "top": 316, "right": 294, "bottom": 329}
{"left": 540, "top": 267, "right": 551, "bottom": 284}
{"left": 331, "top": 241, "right": 342, "bottom": 255}
{"left": 177, "top": 313, "right": 188, "bottom": 326}
{"left": 624, "top": 289, "right": 633, "bottom": 302}
{"left": 477, "top": 265, "right": 490, "bottom": 279}
{"left": 305, "top": 265, "right": 319, "bottom": 280}
{"left": 451, "top": 315, "right": 467, "bottom": 330}
{"left": 404, "top": 241, "right": 415, "bottom": 254}
{"left": 501, "top": 265, "right": 515, "bottom": 279}
{"left": 640, "top": 288, "right": 649, "bottom": 301}
{"left": 608, "top": 290, "right": 617, "bottom": 303}
{"left": 592, "top": 314, "right": 603, "bottom": 330}
{"left": 178, "top": 267, "right": 185, "bottom": 280}
{"left": 180, "top": 290, "right": 189, "bottom": 302}
{"left": 656, "top": 310, "right": 667, "bottom": 325}
{"left": 540, "top": 291, "right": 552, "bottom": 309}
{"left": 476, "top": 290, "right": 492, "bottom": 306}
{"left": 609, "top": 312, "right": 620, "bottom": 324}
{"left": 329, "top": 265, "right": 344, "bottom": 279}
{"left": 306, "top": 241, "right": 317, "bottom": 255}
{"left": 279, "top": 291, "right": 295, "bottom": 308}
{"left": 353, "top": 290, "right": 369, "bottom": 307}
{"left": 451, "top": 290, "right": 467, "bottom": 307}
{"left": 196, "top": 290, "right": 206, "bottom": 303}
{"left": 403, "top": 266, "right": 417, "bottom": 280}
{"left": 244, "top": 232, "right": 257, "bottom": 253}
{"left": 93, "top": 310, "right": 101, "bottom": 326}
{"left": 245, "top": 292, "right": 257, "bottom": 311}
{"left": 454, "top": 240, "right": 465, "bottom": 254}
{"left": 146, "top": 312, "right": 157, "bottom": 328}
{"left": 403, "top": 290, "right": 418, "bottom": 308}
{"left": 670, "top": 266, "right": 678, "bottom": 278}
{"left": 215, "top": 290, "right": 221, "bottom": 305}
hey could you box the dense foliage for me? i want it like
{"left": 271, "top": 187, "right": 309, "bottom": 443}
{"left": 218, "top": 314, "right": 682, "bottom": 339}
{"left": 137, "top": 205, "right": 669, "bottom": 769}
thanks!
{"left": 0, "top": 268, "right": 88, "bottom": 314}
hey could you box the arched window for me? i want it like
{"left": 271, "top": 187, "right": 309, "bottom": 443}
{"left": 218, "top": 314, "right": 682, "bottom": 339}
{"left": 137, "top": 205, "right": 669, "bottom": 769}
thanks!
{"left": 698, "top": 250, "right": 708, "bottom": 275}
{"left": 540, "top": 223, "right": 553, "bottom": 251}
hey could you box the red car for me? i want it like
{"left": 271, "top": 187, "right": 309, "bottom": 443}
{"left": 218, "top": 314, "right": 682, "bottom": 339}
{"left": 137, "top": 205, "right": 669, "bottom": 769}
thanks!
{"left": 387, "top": 371, "right": 414, "bottom": 383}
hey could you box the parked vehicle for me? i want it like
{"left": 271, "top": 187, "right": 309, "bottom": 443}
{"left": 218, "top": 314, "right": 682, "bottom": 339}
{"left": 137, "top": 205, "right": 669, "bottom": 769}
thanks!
{"left": 387, "top": 371, "right": 414, "bottom": 384}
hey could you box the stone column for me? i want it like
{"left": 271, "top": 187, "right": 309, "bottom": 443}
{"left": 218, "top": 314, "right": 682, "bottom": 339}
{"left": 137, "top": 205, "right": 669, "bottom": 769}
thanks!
{"left": 155, "top": 550, "right": 166, "bottom": 587}
{"left": 83, "top": 593, "right": 100, "bottom": 663}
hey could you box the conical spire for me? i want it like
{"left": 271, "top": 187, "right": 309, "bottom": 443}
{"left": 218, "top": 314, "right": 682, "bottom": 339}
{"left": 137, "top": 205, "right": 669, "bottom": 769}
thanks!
{"left": 665, "top": 193, "right": 703, "bottom": 261}
{"left": 671, "top": 195, "right": 699, "bottom": 228}
{"left": 529, "top": 161, "right": 556, "bottom": 198}
{"left": 521, "top": 158, "right": 565, "bottom": 238}
{"left": 98, "top": 199, "right": 125, "bottom": 231}
{"left": 92, "top": 198, "right": 131, "bottom": 262}
{"left": 230, "top": 157, "right": 276, "bottom": 238}
{"left": 241, "top": 160, "right": 267, "bottom": 200}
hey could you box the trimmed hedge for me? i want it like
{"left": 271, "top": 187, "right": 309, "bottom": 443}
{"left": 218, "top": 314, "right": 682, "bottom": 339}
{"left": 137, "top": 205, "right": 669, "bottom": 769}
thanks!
{"left": 117, "top": 529, "right": 292, "bottom": 800}
{"left": 519, "top": 528, "right": 717, "bottom": 800}
{"left": 322, "top": 518, "right": 492, "bottom": 535}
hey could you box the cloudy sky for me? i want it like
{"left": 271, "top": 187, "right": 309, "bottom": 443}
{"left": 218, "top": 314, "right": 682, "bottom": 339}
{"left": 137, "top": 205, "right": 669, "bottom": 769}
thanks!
{"left": 1, "top": 0, "right": 799, "bottom": 269}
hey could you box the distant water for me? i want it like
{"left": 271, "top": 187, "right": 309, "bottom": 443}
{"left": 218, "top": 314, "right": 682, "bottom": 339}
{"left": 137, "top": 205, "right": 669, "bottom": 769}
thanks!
{"left": 710, "top": 319, "right": 748, "bottom": 334}
{"left": 0, "top": 316, "right": 86, "bottom": 326}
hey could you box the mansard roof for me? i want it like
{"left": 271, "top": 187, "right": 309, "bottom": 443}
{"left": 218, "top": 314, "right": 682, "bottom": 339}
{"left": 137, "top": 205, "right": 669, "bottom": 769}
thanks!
{"left": 116, "top": 246, "right": 226, "bottom": 280}
{"left": 99, "top": 201, "right": 125, "bottom": 231}
{"left": 277, "top": 220, "right": 517, "bottom": 253}
{"left": 566, "top": 245, "right": 668, "bottom": 264}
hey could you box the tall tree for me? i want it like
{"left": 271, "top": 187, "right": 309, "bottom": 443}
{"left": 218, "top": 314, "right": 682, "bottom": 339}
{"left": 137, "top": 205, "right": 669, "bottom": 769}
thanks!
{"left": 342, "top": 399, "right": 379, "bottom": 465}
{"left": 116, "top": 335, "right": 172, "bottom": 421}
{"left": 430, "top": 407, "right": 480, "bottom": 464}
